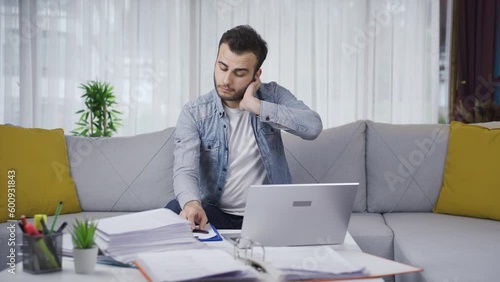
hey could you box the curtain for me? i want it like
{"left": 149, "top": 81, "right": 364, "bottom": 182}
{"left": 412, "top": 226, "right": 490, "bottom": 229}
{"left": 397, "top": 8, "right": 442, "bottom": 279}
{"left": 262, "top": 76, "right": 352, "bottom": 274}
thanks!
{"left": 452, "top": 0, "right": 500, "bottom": 122}
{"left": 1, "top": 0, "right": 441, "bottom": 136}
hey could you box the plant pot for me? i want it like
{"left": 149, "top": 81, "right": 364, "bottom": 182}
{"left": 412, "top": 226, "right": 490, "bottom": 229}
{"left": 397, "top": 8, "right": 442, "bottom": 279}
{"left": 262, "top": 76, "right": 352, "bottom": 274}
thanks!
{"left": 73, "top": 246, "right": 98, "bottom": 274}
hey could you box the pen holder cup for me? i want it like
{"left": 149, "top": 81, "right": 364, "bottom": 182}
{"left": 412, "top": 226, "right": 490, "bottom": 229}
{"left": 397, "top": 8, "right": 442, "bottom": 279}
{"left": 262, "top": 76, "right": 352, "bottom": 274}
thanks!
{"left": 21, "top": 232, "right": 63, "bottom": 274}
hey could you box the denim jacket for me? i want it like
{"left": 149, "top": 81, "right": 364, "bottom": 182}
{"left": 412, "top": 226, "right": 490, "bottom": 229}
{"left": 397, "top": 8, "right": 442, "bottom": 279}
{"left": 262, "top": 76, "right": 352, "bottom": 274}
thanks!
{"left": 173, "top": 82, "right": 323, "bottom": 208}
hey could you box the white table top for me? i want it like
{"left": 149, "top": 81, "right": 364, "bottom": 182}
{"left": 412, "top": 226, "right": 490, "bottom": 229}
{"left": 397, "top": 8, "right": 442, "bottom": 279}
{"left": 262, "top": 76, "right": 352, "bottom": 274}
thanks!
{"left": 0, "top": 231, "right": 383, "bottom": 282}
{"left": 0, "top": 256, "right": 144, "bottom": 281}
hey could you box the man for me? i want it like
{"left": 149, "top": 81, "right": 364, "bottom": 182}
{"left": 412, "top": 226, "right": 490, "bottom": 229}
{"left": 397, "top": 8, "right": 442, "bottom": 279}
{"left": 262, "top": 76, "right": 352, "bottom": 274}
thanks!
{"left": 166, "top": 25, "right": 322, "bottom": 230}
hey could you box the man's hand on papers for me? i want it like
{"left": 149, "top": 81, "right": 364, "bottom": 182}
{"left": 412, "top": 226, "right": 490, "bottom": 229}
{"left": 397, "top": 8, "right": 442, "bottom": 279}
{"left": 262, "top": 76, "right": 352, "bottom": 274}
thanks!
{"left": 180, "top": 201, "right": 208, "bottom": 230}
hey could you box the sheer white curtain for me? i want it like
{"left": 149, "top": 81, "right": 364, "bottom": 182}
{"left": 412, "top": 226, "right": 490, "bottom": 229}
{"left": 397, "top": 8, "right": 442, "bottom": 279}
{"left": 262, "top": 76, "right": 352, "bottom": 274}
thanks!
{"left": 1, "top": 0, "right": 193, "bottom": 135}
{"left": 0, "top": 0, "right": 440, "bottom": 136}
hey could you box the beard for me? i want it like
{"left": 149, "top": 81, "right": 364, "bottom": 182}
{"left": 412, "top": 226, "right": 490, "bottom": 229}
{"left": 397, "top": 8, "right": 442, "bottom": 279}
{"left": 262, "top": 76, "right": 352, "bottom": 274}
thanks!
{"left": 213, "top": 75, "right": 251, "bottom": 102}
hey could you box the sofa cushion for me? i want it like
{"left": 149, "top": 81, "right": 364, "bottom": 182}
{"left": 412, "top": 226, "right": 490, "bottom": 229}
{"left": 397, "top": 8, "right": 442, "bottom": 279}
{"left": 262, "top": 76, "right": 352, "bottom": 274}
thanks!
{"left": 0, "top": 125, "right": 81, "bottom": 223}
{"left": 384, "top": 213, "right": 500, "bottom": 282}
{"left": 348, "top": 213, "right": 394, "bottom": 260}
{"left": 366, "top": 121, "right": 449, "bottom": 213}
{"left": 434, "top": 121, "right": 500, "bottom": 221}
{"left": 283, "top": 121, "right": 367, "bottom": 212}
{"left": 65, "top": 128, "right": 176, "bottom": 212}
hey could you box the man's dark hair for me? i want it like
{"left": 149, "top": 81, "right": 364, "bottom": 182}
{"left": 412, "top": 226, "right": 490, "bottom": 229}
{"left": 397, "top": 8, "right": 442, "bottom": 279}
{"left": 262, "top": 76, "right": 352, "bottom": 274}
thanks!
{"left": 218, "top": 25, "right": 268, "bottom": 72}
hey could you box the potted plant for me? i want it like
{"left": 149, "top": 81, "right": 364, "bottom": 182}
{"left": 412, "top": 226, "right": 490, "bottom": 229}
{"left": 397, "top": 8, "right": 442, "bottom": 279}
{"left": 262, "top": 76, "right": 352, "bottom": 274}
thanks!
{"left": 71, "top": 80, "right": 123, "bottom": 137}
{"left": 70, "top": 218, "right": 98, "bottom": 274}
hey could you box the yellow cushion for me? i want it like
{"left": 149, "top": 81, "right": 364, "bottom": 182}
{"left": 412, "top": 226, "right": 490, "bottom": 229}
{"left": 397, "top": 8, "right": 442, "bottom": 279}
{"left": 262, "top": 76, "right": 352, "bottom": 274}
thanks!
{"left": 433, "top": 121, "right": 500, "bottom": 220}
{"left": 0, "top": 125, "right": 81, "bottom": 223}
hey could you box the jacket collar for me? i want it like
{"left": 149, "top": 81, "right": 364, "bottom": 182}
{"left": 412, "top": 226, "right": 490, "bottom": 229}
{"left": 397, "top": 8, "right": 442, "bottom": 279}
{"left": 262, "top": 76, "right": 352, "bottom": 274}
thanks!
{"left": 212, "top": 89, "right": 225, "bottom": 118}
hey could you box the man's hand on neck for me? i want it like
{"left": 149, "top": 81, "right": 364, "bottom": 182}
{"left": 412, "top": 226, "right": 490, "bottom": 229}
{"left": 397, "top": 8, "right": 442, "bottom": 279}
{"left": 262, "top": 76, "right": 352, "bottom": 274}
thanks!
{"left": 239, "top": 76, "right": 262, "bottom": 115}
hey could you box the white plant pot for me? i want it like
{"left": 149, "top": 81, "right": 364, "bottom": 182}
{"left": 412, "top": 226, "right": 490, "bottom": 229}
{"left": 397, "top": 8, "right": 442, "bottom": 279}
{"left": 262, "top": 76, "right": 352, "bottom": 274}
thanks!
{"left": 73, "top": 246, "right": 98, "bottom": 274}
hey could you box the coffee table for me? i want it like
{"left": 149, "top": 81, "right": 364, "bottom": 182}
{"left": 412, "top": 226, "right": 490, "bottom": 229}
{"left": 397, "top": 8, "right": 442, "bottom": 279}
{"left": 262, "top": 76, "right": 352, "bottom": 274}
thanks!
{"left": 0, "top": 231, "right": 385, "bottom": 281}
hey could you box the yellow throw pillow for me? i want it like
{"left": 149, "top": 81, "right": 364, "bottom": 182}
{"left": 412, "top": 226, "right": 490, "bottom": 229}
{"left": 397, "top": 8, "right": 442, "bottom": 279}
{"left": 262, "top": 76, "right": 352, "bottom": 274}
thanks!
{"left": 433, "top": 121, "right": 500, "bottom": 220}
{"left": 0, "top": 125, "right": 81, "bottom": 223}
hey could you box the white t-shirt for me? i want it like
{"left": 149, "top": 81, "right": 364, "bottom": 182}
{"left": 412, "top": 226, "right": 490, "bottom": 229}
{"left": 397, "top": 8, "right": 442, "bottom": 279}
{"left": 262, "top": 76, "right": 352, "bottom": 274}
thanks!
{"left": 219, "top": 106, "right": 266, "bottom": 215}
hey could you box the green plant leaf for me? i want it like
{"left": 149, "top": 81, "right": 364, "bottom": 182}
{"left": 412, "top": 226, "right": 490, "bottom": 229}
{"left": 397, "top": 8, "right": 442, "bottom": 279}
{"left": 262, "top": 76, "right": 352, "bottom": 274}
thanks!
{"left": 73, "top": 80, "right": 122, "bottom": 137}
{"left": 70, "top": 218, "right": 98, "bottom": 249}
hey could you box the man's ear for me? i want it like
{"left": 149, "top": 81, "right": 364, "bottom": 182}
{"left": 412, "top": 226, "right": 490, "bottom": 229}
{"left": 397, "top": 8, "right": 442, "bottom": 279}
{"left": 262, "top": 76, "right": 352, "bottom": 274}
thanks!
{"left": 255, "top": 69, "right": 262, "bottom": 79}
{"left": 252, "top": 69, "right": 262, "bottom": 82}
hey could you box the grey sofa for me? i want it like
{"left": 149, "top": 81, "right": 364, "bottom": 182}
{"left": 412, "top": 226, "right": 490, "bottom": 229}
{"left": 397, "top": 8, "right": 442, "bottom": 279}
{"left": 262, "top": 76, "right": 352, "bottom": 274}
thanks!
{"left": 1, "top": 120, "right": 499, "bottom": 282}
{"left": 284, "top": 120, "right": 500, "bottom": 282}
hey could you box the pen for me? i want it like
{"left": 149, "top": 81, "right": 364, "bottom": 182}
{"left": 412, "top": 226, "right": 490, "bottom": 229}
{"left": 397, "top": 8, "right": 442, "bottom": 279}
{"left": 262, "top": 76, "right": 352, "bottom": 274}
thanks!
{"left": 55, "top": 222, "right": 67, "bottom": 233}
{"left": 40, "top": 218, "right": 49, "bottom": 235}
{"left": 24, "top": 223, "right": 40, "bottom": 236}
{"left": 18, "top": 221, "right": 25, "bottom": 233}
{"left": 192, "top": 228, "right": 209, "bottom": 234}
{"left": 50, "top": 201, "right": 63, "bottom": 233}
{"left": 21, "top": 215, "right": 28, "bottom": 230}
{"left": 40, "top": 219, "right": 62, "bottom": 267}
{"left": 34, "top": 237, "right": 60, "bottom": 268}
{"left": 34, "top": 214, "right": 47, "bottom": 232}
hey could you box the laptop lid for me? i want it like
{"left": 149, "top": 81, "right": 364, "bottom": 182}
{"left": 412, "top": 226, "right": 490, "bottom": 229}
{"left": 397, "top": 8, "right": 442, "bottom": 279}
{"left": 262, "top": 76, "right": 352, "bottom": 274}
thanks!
{"left": 239, "top": 183, "right": 358, "bottom": 247}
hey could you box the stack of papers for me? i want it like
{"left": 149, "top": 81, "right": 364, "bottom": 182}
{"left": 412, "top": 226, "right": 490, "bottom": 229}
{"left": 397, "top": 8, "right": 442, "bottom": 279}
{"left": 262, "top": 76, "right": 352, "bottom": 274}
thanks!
{"left": 95, "top": 209, "right": 204, "bottom": 264}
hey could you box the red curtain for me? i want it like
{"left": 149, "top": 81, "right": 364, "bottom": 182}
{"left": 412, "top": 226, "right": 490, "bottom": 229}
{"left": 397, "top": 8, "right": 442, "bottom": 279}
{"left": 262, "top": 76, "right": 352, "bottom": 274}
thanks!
{"left": 453, "top": 0, "right": 500, "bottom": 122}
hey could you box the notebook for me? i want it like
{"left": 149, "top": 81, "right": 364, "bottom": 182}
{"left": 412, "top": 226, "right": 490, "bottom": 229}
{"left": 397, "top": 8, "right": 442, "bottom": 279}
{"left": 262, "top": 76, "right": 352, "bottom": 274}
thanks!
{"left": 225, "top": 183, "right": 359, "bottom": 246}
{"left": 194, "top": 224, "right": 222, "bottom": 242}
{"left": 135, "top": 249, "right": 260, "bottom": 281}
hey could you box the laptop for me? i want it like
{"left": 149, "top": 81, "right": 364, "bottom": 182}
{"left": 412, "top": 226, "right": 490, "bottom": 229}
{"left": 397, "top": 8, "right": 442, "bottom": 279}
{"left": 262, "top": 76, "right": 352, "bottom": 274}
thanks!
{"left": 224, "top": 183, "right": 358, "bottom": 247}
